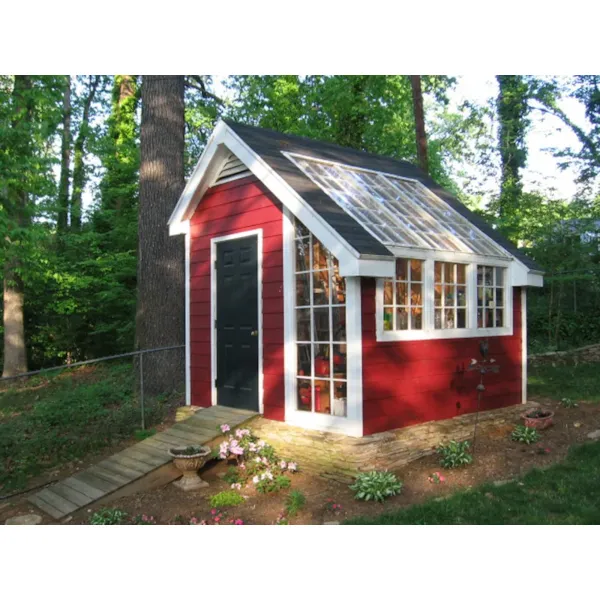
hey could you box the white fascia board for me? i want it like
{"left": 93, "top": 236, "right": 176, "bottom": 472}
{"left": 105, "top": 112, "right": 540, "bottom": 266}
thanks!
{"left": 339, "top": 255, "right": 395, "bottom": 277}
{"left": 510, "top": 259, "right": 544, "bottom": 288}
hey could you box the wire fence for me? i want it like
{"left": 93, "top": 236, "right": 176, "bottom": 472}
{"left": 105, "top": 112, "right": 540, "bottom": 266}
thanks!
{"left": 1, "top": 344, "right": 185, "bottom": 430}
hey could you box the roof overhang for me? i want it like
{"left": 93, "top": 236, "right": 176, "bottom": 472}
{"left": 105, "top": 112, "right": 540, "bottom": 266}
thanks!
{"left": 168, "top": 120, "right": 396, "bottom": 277}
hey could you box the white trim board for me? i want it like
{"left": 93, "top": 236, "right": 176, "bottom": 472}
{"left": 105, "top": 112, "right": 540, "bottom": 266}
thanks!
{"left": 210, "top": 229, "right": 264, "bottom": 414}
{"left": 184, "top": 221, "right": 191, "bottom": 406}
{"left": 521, "top": 287, "right": 527, "bottom": 404}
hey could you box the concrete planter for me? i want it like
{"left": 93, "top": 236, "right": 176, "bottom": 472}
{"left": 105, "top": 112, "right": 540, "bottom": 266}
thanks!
{"left": 168, "top": 446, "right": 212, "bottom": 491}
{"left": 522, "top": 409, "right": 554, "bottom": 430}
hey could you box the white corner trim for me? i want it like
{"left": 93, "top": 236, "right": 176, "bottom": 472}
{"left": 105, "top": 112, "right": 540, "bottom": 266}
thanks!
{"left": 184, "top": 221, "right": 191, "bottom": 406}
{"left": 210, "top": 229, "right": 264, "bottom": 414}
{"left": 283, "top": 207, "right": 296, "bottom": 425}
{"left": 521, "top": 287, "right": 527, "bottom": 404}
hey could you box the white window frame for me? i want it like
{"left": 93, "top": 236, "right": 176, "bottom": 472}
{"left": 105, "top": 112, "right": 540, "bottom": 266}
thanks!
{"left": 376, "top": 256, "right": 513, "bottom": 341}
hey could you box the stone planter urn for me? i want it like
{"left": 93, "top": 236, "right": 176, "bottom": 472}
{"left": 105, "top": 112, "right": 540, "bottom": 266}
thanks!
{"left": 168, "top": 445, "right": 212, "bottom": 491}
{"left": 521, "top": 408, "right": 554, "bottom": 430}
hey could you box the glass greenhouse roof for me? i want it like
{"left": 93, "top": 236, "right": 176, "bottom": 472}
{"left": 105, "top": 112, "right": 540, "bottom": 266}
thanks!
{"left": 284, "top": 152, "right": 510, "bottom": 258}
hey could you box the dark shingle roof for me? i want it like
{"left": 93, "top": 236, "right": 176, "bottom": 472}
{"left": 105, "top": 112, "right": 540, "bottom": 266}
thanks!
{"left": 225, "top": 119, "right": 541, "bottom": 271}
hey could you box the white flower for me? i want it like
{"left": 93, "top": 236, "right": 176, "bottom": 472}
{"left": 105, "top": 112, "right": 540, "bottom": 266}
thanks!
{"left": 288, "top": 462, "right": 297, "bottom": 472}
{"left": 266, "top": 471, "right": 274, "bottom": 480}
{"left": 252, "top": 475, "right": 259, "bottom": 484}
{"left": 255, "top": 457, "right": 262, "bottom": 463}
{"left": 279, "top": 460, "right": 287, "bottom": 470}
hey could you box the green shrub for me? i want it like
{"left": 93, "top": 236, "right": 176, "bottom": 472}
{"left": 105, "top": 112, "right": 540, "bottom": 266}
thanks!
{"left": 223, "top": 466, "right": 241, "bottom": 485}
{"left": 209, "top": 490, "right": 245, "bottom": 508}
{"left": 436, "top": 440, "right": 473, "bottom": 469}
{"left": 285, "top": 490, "right": 306, "bottom": 517}
{"left": 134, "top": 428, "right": 156, "bottom": 440}
{"left": 89, "top": 508, "right": 128, "bottom": 525}
{"left": 256, "top": 474, "right": 291, "bottom": 494}
{"left": 350, "top": 471, "right": 403, "bottom": 502}
{"left": 559, "top": 397, "right": 578, "bottom": 408}
{"left": 511, "top": 425, "right": 541, "bottom": 444}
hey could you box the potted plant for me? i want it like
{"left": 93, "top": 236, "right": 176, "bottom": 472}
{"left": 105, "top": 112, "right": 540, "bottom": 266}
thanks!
{"left": 168, "top": 445, "right": 212, "bottom": 491}
{"left": 521, "top": 408, "right": 554, "bottom": 430}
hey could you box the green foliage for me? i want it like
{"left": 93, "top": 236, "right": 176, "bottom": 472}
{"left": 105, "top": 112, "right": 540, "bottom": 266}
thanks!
{"left": 222, "top": 466, "right": 241, "bottom": 485}
{"left": 285, "top": 490, "right": 306, "bottom": 517}
{"left": 511, "top": 425, "right": 541, "bottom": 444}
{"left": 256, "top": 474, "right": 291, "bottom": 494}
{"left": 345, "top": 440, "right": 600, "bottom": 525}
{"left": 349, "top": 471, "right": 403, "bottom": 502}
{"left": 560, "top": 397, "right": 578, "bottom": 408}
{"left": 89, "top": 508, "right": 128, "bottom": 525}
{"left": 134, "top": 428, "right": 156, "bottom": 440}
{"left": 209, "top": 490, "right": 245, "bottom": 508}
{"left": 131, "top": 514, "right": 156, "bottom": 524}
{"left": 436, "top": 440, "right": 473, "bottom": 469}
{"left": 0, "top": 362, "right": 179, "bottom": 493}
{"left": 528, "top": 361, "right": 600, "bottom": 403}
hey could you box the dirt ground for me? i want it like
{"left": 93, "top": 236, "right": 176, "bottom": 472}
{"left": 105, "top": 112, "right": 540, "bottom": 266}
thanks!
{"left": 3, "top": 396, "right": 600, "bottom": 525}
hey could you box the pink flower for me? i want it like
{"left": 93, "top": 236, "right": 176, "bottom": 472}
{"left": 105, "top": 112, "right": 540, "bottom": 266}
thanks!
{"left": 231, "top": 483, "right": 242, "bottom": 490}
{"left": 214, "top": 517, "right": 221, "bottom": 523}
{"left": 211, "top": 509, "right": 217, "bottom": 515}
{"left": 234, "top": 519, "right": 244, "bottom": 525}
{"left": 280, "top": 460, "right": 287, "bottom": 469}
{"left": 230, "top": 445, "right": 244, "bottom": 455}
{"left": 439, "top": 476, "right": 446, "bottom": 482}
{"left": 189, "top": 517, "right": 198, "bottom": 524}
{"left": 220, "top": 424, "right": 230, "bottom": 433}
{"left": 257, "top": 440, "right": 266, "bottom": 448}
{"left": 239, "top": 463, "right": 246, "bottom": 469}
{"left": 288, "top": 462, "right": 297, "bottom": 472}
{"left": 545, "top": 448, "right": 551, "bottom": 453}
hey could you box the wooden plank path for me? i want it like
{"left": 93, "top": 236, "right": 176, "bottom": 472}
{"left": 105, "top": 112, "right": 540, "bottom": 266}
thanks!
{"left": 29, "top": 405, "right": 257, "bottom": 520}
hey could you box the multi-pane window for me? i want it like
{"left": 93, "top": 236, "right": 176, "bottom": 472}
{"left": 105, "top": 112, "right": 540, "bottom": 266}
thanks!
{"left": 477, "top": 266, "right": 505, "bottom": 328}
{"left": 295, "top": 219, "right": 347, "bottom": 418}
{"left": 383, "top": 259, "right": 424, "bottom": 331}
{"left": 434, "top": 262, "right": 467, "bottom": 329}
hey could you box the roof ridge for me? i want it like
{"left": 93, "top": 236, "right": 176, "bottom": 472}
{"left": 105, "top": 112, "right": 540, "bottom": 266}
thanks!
{"left": 222, "top": 118, "right": 418, "bottom": 170}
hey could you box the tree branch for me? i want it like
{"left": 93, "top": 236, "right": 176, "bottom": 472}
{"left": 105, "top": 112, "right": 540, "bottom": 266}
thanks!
{"left": 185, "top": 75, "right": 224, "bottom": 105}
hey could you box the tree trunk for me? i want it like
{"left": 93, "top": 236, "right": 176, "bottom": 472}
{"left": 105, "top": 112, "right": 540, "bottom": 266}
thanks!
{"left": 57, "top": 76, "right": 71, "bottom": 232}
{"left": 410, "top": 75, "right": 429, "bottom": 174}
{"left": 2, "top": 76, "right": 32, "bottom": 378}
{"left": 71, "top": 76, "right": 100, "bottom": 229}
{"left": 136, "top": 76, "right": 185, "bottom": 396}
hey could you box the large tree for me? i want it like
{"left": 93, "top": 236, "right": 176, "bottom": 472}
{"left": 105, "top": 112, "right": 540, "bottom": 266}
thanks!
{"left": 410, "top": 75, "right": 429, "bottom": 174}
{"left": 135, "top": 75, "right": 186, "bottom": 396}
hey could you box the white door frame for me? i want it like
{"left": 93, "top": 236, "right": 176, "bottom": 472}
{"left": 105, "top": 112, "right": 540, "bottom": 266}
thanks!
{"left": 210, "top": 229, "right": 264, "bottom": 413}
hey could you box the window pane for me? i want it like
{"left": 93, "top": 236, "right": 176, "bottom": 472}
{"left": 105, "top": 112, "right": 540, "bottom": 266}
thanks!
{"left": 296, "top": 309, "right": 310, "bottom": 341}
{"left": 313, "top": 271, "right": 329, "bottom": 305}
{"left": 495, "top": 267, "right": 504, "bottom": 286}
{"left": 477, "top": 265, "right": 484, "bottom": 286}
{"left": 314, "top": 344, "right": 330, "bottom": 377}
{"left": 484, "top": 267, "right": 493, "bottom": 286}
{"left": 313, "top": 308, "right": 330, "bottom": 341}
{"left": 457, "top": 309, "right": 466, "bottom": 328}
{"left": 435, "top": 308, "right": 442, "bottom": 329}
{"left": 495, "top": 309, "right": 504, "bottom": 327}
{"left": 384, "top": 280, "right": 393, "bottom": 304}
{"left": 434, "top": 284, "right": 442, "bottom": 307}
{"left": 485, "top": 287, "right": 493, "bottom": 307}
{"left": 295, "top": 238, "right": 310, "bottom": 271}
{"left": 434, "top": 262, "right": 442, "bottom": 283}
{"left": 477, "top": 287, "right": 484, "bottom": 306}
{"left": 411, "top": 307, "right": 423, "bottom": 330}
{"left": 396, "top": 258, "right": 408, "bottom": 280}
{"left": 444, "top": 285, "right": 455, "bottom": 306}
{"left": 314, "top": 379, "right": 330, "bottom": 414}
{"left": 396, "top": 307, "right": 409, "bottom": 330}
{"left": 477, "top": 308, "right": 483, "bottom": 328}
{"left": 297, "top": 344, "right": 311, "bottom": 377}
{"left": 457, "top": 285, "right": 467, "bottom": 306}
{"left": 444, "top": 308, "right": 455, "bottom": 329}
{"left": 410, "top": 260, "right": 423, "bottom": 282}
{"left": 296, "top": 272, "right": 310, "bottom": 306}
{"left": 496, "top": 287, "right": 504, "bottom": 308}
{"left": 457, "top": 264, "right": 466, "bottom": 284}
{"left": 312, "top": 238, "right": 328, "bottom": 271}
{"left": 396, "top": 282, "right": 408, "bottom": 305}
{"left": 485, "top": 308, "right": 494, "bottom": 328}
{"left": 332, "top": 348, "right": 347, "bottom": 380}
{"left": 411, "top": 283, "right": 422, "bottom": 306}
{"left": 332, "top": 269, "right": 346, "bottom": 304}
{"left": 332, "top": 307, "right": 346, "bottom": 341}
{"left": 333, "top": 382, "right": 347, "bottom": 417}
{"left": 295, "top": 220, "right": 310, "bottom": 239}
{"left": 297, "top": 379, "right": 311, "bottom": 411}
{"left": 383, "top": 307, "right": 393, "bottom": 330}
{"left": 444, "top": 262, "right": 455, "bottom": 283}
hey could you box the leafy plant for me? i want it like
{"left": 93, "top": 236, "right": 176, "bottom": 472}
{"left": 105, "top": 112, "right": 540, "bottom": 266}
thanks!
{"left": 134, "top": 428, "right": 156, "bottom": 441}
{"left": 436, "top": 440, "right": 473, "bottom": 469}
{"left": 170, "top": 445, "right": 206, "bottom": 456}
{"left": 89, "top": 508, "right": 128, "bottom": 525}
{"left": 560, "top": 397, "right": 578, "bottom": 408}
{"left": 349, "top": 471, "right": 403, "bottom": 502}
{"left": 285, "top": 490, "right": 306, "bottom": 517}
{"left": 324, "top": 499, "right": 343, "bottom": 514}
{"left": 131, "top": 514, "right": 156, "bottom": 525}
{"left": 223, "top": 466, "right": 241, "bottom": 485}
{"left": 255, "top": 474, "right": 291, "bottom": 494}
{"left": 511, "top": 425, "right": 541, "bottom": 444}
{"left": 209, "top": 490, "right": 245, "bottom": 508}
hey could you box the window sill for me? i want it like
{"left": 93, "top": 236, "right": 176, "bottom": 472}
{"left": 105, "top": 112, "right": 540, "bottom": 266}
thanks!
{"left": 376, "top": 325, "right": 513, "bottom": 342}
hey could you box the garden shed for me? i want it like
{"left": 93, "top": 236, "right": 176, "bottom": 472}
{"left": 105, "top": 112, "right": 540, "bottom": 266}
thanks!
{"left": 168, "top": 120, "right": 543, "bottom": 437}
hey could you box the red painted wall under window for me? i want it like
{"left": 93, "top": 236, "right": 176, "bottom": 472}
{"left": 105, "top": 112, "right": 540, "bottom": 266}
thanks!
{"left": 361, "top": 279, "right": 523, "bottom": 435}
{"left": 189, "top": 175, "right": 285, "bottom": 421}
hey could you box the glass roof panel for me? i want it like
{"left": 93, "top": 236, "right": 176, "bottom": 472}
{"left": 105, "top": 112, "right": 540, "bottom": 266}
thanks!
{"left": 284, "top": 152, "right": 510, "bottom": 258}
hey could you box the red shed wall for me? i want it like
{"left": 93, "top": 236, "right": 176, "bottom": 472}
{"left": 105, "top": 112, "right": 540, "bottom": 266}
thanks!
{"left": 189, "top": 175, "right": 285, "bottom": 421}
{"left": 361, "top": 279, "right": 523, "bottom": 435}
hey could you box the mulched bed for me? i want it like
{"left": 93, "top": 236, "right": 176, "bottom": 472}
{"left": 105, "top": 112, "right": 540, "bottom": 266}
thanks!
{"left": 3, "top": 396, "right": 600, "bottom": 525}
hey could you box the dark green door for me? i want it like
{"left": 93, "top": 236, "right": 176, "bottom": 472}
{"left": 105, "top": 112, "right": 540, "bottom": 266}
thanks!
{"left": 215, "top": 236, "right": 259, "bottom": 411}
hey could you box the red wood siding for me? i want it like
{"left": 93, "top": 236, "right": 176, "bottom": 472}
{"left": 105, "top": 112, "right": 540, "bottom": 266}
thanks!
{"left": 361, "top": 279, "right": 523, "bottom": 435}
{"left": 189, "top": 175, "right": 285, "bottom": 421}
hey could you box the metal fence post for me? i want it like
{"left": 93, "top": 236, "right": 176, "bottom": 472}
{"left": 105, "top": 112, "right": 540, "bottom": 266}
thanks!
{"left": 139, "top": 352, "right": 145, "bottom": 431}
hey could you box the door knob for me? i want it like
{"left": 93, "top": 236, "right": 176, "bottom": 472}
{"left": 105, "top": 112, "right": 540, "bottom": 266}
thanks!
{"left": 251, "top": 330, "right": 258, "bottom": 336}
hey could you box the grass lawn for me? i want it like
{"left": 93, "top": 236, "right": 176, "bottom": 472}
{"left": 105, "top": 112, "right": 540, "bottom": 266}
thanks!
{"left": 345, "top": 440, "right": 600, "bottom": 525}
{"left": 0, "top": 362, "right": 179, "bottom": 494}
{"left": 528, "top": 361, "right": 600, "bottom": 403}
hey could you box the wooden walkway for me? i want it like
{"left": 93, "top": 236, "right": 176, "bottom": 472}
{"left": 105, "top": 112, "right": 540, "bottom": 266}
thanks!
{"left": 29, "top": 405, "right": 256, "bottom": 520}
